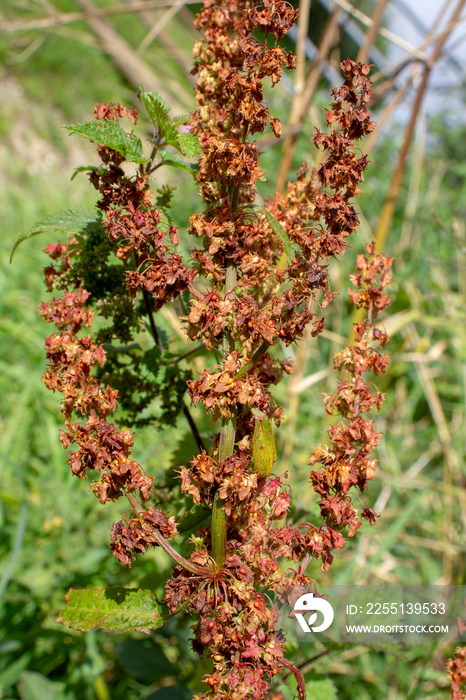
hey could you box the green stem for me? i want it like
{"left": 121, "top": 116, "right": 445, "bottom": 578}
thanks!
{"left": 172, "top": 343, "right": 205, "bottom": 364}
{"left": 211, "top": 491, "right": 227, "bottom": 567}
{"left": 223, "top": 264, "right": 237, "bottom": 350}
{"left": 142, "top": 286, "right": 163, "bottom": 351}
{"left": 211, "top": 263, "right": 237, "bottom": 566}
{"left": 230, "top": 183, "right": 240, "bottom": 212}
{"left": 218, "top": 405, "right": 237, "bottom": 461}
{"left": 183, "top": 402, "right": 205, "bottom": 453}
{"left": 137, "top": 254, "right": 205, "bottom": 451}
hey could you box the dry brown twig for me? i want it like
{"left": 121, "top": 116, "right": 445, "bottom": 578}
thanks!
{"left": 72, "top": 0, "right": 193, "bottom": 111}
{"left": 275, "top": 6, "right": 342, "bottom": 193}
{"left": 373, "top": 0, "right": 466, "bottom": 253}
{"left": 0, "top": 0, "right": 199, "bottom": 33}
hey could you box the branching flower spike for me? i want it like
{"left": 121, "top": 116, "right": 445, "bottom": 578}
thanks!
{"left": 38, "top": 1, "right": 393, "bottom": 698}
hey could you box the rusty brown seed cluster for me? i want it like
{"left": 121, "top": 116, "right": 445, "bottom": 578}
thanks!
{"left": 41, "top": 289, "right": 153, "bottom": 506}
{"left": 448, "top": 647, "right": 466, "bottom": 699}
{"left": 39, "top": 0, "right": 394, "bottom": 697}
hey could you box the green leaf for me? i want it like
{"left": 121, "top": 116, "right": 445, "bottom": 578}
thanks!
{"left": 138, "top": 86, "right": 199, "bottom": 157}
{"left": 102, "top": 342, "right": 141, "bottom": 354}
{"left": 0, "top": 653, "right": 32, "bottom": 689}
{"left": 172, "top": 113, "right": 191, "bottom": 127}
{"left": 64, "top": 120, "right": 148, "bottom": 163}
{"left": 164, "top": 127, "right": 199, "bottom": 157}
{"left": 255, "top": 206, "right": 295, "bottom": 259}
{"left": 163, "top": 122, "right": 182, "bottom": 148}
{"left": 139, "top": 86, "right": 171, "bottom": 132}
{"left": 305, "top": 679, "right": 337, "bottom": 700}
{"left": 252, "top": 413, "right": 277, "bottom": 478}
{"left": 17, "top": 671, "right": 66, "bottom": 700}
{"left": 176, "top": 132, "right": 200, "bottom": 157}
{"left": 10, "top": 209, "right": 102, "bottom": 262}
{"left": 159, "top": 148, "right": 198, "bottom": 174}
{"left": 56, "top": 588, "right": 169, "bottom": 633}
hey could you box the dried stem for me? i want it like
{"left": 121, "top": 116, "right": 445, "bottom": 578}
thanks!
{"left": 357, "top": 0, "right": 390, "bottom": 63}
{"left": 279, "top": 658, "right": 306, "bottom": 700}
{"left": 142, "top": 287, "right": 163, "bottom": 350}
{"left": 0, "top": 0, "right": 199, "bottom": 33}
{"left": 126, "top": 491, "right": 211, "bottom": 575}
{"left": 275, "top": 7, "right": 342, "bottom": 193}
{"left": 374, "top": 0, "right": 466, "bottom": 253}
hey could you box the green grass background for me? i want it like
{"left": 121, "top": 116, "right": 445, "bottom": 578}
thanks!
{"left": 1, "top": 1, "right": 465, "bottom": 698}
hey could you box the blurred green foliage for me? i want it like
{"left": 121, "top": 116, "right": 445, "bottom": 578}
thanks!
{"left": 1, "top": 1, "right": 465, "bottom": 697}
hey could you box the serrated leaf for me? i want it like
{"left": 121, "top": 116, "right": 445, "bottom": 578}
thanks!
{"left": 164, "top": 122, "right": 182, "bottom": 148}
{"left": 164, "top": 127, "right": 199, "bottom": 157}
{"left": 56, "top": 588, "right": 169, "bottom": 633}
{"left": 172, "top": 113, "right": 191, "bottom": 127}
{"left": 159, "top": 148, "right": 198, "bottom": 174}
{"left": 10, "top": 209, "right": 102, "bottom": 262}
{"left": 176, "top": 133, "right": 200, "bottom": 157}
{"left": 64, "top": 121, "right": 148, "bottom": 163}
{"left": 138, "top": 86, "right": 198, "bottom": 157}
{"left": 139, "top": 86, "right": 171, "bottom": 131}
{"left": 256, "top": 206, "right": 296, "bottom": 259}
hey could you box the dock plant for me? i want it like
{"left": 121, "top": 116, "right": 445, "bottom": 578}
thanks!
{"left": 34, "top": 0, "right": 394, "bottom": 697}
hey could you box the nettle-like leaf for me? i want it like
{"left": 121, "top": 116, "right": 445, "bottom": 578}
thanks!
{"left": 172, "top": 113, "right": 191, "bottom": 127}
{"left": 176, "top": 132, "right": 200, "bottom": 157}
{"left": 139, "top": 85, "right": 172, "bottom": 132}
{"left": 56, "top": 588, "right": 169, "bottom": 633}
{"left": 164, "top": 126, "right": 200, "bottom": 158}
{"left": 10, "top": 209, "right": 102, "bottom": 262}
{"left": 139, "top": 86, "right": 199, "bottom": 159}
{"left": 64, "top": 120, "right": 149, "bottom": 164}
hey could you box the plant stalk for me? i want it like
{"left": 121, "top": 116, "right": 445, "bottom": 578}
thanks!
{"left": 126, "top": 491, "right": 211, "bottom": 575}
{"left": 211, "top": 262, "right": 237, "bottom": 566}
{"left": 138, "top": 256, "right": 205, "bottom": 451}
{"left": 275, "top": 6, "right": 342, "bottom": 193}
